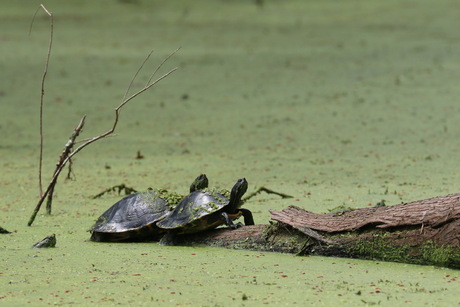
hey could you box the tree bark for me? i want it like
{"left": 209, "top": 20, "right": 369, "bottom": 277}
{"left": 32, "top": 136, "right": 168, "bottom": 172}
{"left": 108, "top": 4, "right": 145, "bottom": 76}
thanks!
{"left": 175, "top": 193, "right": 460, "bottom": 269}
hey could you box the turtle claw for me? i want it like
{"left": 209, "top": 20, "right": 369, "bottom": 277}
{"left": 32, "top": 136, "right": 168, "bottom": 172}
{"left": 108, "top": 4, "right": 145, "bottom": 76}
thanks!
{"left": 233, "top": 222, "right": 244, "bottom": 229}
{"left": 222, "top": 212, "right": 244, "bottom": 229}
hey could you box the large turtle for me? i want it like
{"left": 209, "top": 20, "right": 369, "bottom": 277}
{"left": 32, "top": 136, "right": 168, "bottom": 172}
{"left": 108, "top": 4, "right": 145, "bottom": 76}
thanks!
{"left": 89, "top": 174, "right": 208, "bottom": 242}
{"left": 157, "top": 178, "right": 254, "bottom": 243}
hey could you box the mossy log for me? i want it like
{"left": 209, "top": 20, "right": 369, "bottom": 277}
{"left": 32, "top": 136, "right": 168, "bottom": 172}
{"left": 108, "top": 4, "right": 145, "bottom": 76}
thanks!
{"left": 175, "top": 193, "right": 460, "bottom": 269}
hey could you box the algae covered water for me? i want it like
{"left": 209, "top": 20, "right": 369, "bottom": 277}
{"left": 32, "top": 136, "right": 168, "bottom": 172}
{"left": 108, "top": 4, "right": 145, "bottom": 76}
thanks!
{"left": 1, "top": 0, "right": 459, "bottom": 305}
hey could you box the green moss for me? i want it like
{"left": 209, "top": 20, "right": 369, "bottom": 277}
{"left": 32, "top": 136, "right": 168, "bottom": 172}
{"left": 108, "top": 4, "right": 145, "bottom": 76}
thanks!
{"left": 347, "top": 235, "right": 460, "bottom": 269}
{"left": 420, "top": 242, "right": 460, "bottom": 269}
{"left": 327, "top": 205, "right": 355, "bottom": 215}
{"left": 261, "top": 223, "right": 313, "bottom": 254}
{"left": 191, "top": 203, "right": 213, "bottom": 215}
{"left": 201, "top": 187, "right": 230, "bottom": 200}
{"left": 141, "top": 189, "right": 183, "bottom": 210}
{"left": 349, "top": 236, "right": 412, "bottom": 263}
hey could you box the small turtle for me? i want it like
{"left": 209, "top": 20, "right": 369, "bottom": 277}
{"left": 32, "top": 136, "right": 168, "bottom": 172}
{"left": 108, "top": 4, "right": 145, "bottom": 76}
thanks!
{"left": 157, "top": 178, "right": 254, "bottom": 242}
{"left": 89, "top": 174, "right": 208, "bottom": 242}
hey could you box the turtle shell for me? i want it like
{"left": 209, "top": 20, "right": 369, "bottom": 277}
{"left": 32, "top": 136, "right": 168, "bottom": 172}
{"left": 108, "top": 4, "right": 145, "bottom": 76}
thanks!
{"left": 157, "top": 178, "right": 250, "bottom": 234}
{"left": 90, "top": 189, "right": 182, "bottom": 242}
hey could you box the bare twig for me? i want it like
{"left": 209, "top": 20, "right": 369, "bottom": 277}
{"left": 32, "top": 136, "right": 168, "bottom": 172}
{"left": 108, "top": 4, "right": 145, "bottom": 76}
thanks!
{"left": 29, "top": 116, "right": 85, "bottom": 224}
{"left": 27, "top": 9, "right": 178, "bottom": 226}
{"left": 146, "top": 47, "right": 180, "bottom": 87}
{"left": 243, "top": 187, "right": 293, "bottom": 202}
{"left": 122, "top": 47, "right": 180, "bottom": 102}
{"left": 122, "top": 49, "right": 154, "bottom": 102}
{"left": 91, "top": 184, "right": 138, "bottom": 199}
{"left": 30, "top": 4, "right": 53, "bottom": 197}
{"left": 45, "top": 116, "right": 86, "bottom": 214}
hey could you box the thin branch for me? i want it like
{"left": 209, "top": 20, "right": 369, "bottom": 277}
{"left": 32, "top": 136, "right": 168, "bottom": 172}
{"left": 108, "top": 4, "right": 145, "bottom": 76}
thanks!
{"left": 122, "top": 48, "right": 179, "bottom": 103}
{"left": 29, "top": 116, "right": 85, "bottom": 225}
{"left": 116, "top": 66, "right": 178, "bottom": 112}
{"left": 71, "top": 67, "right": 178, "bottom": 152}
{"left": 243, "top": 187, "right": 294, "bottom": 202}
{"left": 146, "top": 47, "right": 180, "bottom": 87}
{"left": 122, "top": 49, "right": 154, "bottom": 102}
{"left": 45, "top": 116, "right": 86, "bottom": 214}
{"left": 30, "top": 4, "right": 53, "bottom": 197}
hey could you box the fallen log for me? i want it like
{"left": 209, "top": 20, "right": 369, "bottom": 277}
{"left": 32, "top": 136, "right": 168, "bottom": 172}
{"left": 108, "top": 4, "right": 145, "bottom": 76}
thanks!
{"left": 174, "top": 193, "right": 460, "bottom": 269}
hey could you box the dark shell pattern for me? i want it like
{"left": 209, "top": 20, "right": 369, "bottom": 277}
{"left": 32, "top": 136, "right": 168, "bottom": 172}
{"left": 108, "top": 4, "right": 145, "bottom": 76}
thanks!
{"left": 157, "top": 187, "right": 231, "bottom": 231}
{"left": 90, "top": 189, "right": 181, "bottom": 241}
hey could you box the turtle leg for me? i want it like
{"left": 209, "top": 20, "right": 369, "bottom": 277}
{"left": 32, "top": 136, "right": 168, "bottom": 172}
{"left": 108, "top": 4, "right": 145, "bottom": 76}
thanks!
{"left": 239, "top": 208, "right": 255, "bottom": 225}
{"left": 221, "top": 212, "right": 242, "bottom": 229}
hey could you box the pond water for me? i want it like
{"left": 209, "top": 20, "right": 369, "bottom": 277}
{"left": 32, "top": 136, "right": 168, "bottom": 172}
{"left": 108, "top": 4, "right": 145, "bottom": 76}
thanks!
{"left": 1, "top": 0, "right": 459, "bottom": 305}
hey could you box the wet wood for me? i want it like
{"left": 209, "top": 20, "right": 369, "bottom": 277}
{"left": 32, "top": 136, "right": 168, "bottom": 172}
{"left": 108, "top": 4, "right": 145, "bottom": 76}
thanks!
{"left": 271, "top": 193, "right": 460, "bottom": 237}
{"left": 179, "top": 193, "right": 460, "bottom": 269}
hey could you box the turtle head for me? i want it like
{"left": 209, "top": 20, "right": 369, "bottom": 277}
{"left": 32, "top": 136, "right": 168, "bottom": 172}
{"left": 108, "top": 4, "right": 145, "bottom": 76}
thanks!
{"left": 190, "top": 174, "right": 209, "bottom": 193}
{"left": 229, "top": 178, "right": 248, "bottom": 209}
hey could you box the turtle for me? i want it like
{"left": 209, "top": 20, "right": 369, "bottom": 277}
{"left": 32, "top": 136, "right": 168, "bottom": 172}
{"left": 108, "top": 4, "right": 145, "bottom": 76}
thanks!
{"left": 89, "top": 174, "right": 208, "bottom": 242}
{"left": 157, "top": 178, "right": 254, "bottom": 243}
